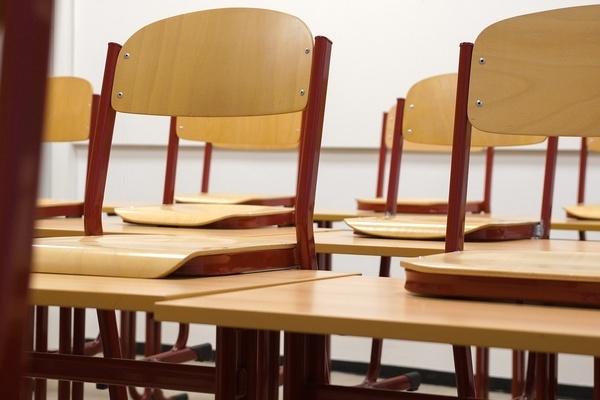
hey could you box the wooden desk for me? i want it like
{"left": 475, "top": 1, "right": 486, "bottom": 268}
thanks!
{"left": 314, "top": 229, "right": 600, "bottom": 257}
{"left": 29, "top": 270, "right": 357, "bottom": 311}
{"left": 27, "top": 270, "right": 357, "bottom": 397}
{"left": 551, "top": 218, "right": 600, "bottom": 232}
{"left": 34, "top": 215, "right": 305, "bottom": 238}
{"left": 313, "top": 209, "right": 378, "bottom": 224}
{"left": 155, "top": 275, "right": 600, "bottom": 399}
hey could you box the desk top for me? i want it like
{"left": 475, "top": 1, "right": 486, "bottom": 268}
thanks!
{"left": 34, "top": 216, "right": 302, "bottom": 238}
{"left": 551, "top": 218, "right": 600, "bottom": 232}
{"left": 315, "top": 229, "right": 600, "bottom": 257}
{"left": 155, "top": 275, "right": 600, "bottom": 357}
{"left": 29, "top": 270, "right": 357, "bottom": 312}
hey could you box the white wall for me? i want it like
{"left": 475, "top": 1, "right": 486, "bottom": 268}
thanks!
{"left": 44, "top": 0, "right": 600, "bottom": 388}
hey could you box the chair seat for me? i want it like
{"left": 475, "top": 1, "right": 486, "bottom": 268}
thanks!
{"left": 344, "top": 214, "right": 540, "bottom": 241}
{"left": 401, "top": 250, "right": 600, "bottom": 307}
{"left": 32, "top": 234, "right": 297, "bottom": 278}
{"left": 564, "top": 204, "right": 600, "bottom": 220}
{"left": 175, "top": 192, "right": 295, "bottom": 207}
{"left": 115, "top": 203, "right": 294, "bottom": 228}
{"left": 356, "top": 197, "right": 485, "bottom": 214}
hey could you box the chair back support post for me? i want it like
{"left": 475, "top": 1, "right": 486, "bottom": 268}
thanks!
{"left": 540, "top": 136, "right": 559, "bottom": 239}
{"left": 201, "top": 142, "right": 213, "bottom": 193}
{"left": 376, "top": 112, "right": 389, "bottom": 198}
{"left": 295, "top": 36, "right": 332, "bottom": 270}
{"left": 445, "top": 42, "right": 475, "bottom": 253}
{"left": 384, "top": 98, "right": 405, "bottom": 217}
{"left": 577, "top": 137, "right": 588, "bottom": 204}
{"left": 163, "top": 117, "right": 179, "bottom": 204}
{"left": 481, "top": 147, "right": 494, "bottom": 214}
{"left": 84, "top": 42, "right": 122, "bottom": 236}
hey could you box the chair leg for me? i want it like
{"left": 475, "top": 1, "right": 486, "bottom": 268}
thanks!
{"left": 475, "top": 347, "right": 489, "bottom": 398}
{"left": 512, "top": 350, "right": 526, "bottom": 397}
{"left": 594, "top": 357, "right": 600, "bottom": 400}
{"left": 452, "top": 345, "right": 476, "bottom": 397}
{"left": 96, "top": 309, "right": 128, "bottom": 400}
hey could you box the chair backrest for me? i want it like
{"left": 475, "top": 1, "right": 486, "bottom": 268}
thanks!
{"left": 42, "top": 77, "right": 95, "bottom": 143}
{"left": 379, "top": 73, "right": 545, "bottom": 215}
{"left": 447, "top": 5, "right": 600, "bottom": 251}
{"left": 163, "top": 112, "right": 303, "bottom": 202}
{"left": 36, "top": 77, "right": 98, "bottom": 219}
{"left": 86, "top": 8, "right": 332, "bottom": 269}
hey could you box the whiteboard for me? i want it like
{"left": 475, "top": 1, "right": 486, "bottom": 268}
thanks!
{"left": 61, "top": 0, "right": 598, "bottom": 148}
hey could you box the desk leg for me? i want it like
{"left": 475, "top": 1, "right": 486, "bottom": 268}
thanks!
{"left": 216, "top": 327, "right": 280, "bottom": 400}
{"left": 452, "top": 345, "right": 475, "bottom": 397}
{"left": 284, "top": 332, "right": 329, "bottom": 400}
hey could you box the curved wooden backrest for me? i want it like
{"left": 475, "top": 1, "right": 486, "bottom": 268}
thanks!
{"left": 43, "top": 76, "right": 94, "bottom": 142}
{"left": 111, "top": 8, "right": 313, "bottom": 117}
{"left": 175, "top": 112, "right": 302, "bottom": 150}
{"left": 468, "top": 5, "right": 600, "bottom": 138}
{"left": 402, "top": 73, "right": 545, "bottom": 147}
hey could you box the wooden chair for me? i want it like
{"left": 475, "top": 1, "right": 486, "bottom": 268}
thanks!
{"left": 563, "top": 137, "right": 600, "bottom": 240}
{"left": 0, "top": 0, "right": 53, "bottom": 397}
{"left": 401, "top": 5, "right": 600, "bottom": 399}
{"left": 346, "top": 73, "right": 546, "bottom": 241}
{"left": 357, "top": 77, "right": 495, "bottom": 215}
{"left": 165, "top": 112, "right": 303, "bottom": 207}
{"left": 36, "top": 76, "right": 98, "bottom": 219}
{"left": 30, "top": 8, "right": 332, "bottom": 399}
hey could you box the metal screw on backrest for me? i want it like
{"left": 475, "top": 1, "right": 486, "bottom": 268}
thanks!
{"left": 124, "top": 53, "right": 130, "bottom": 59}
{"left": 476, "top": 100, "right": 483, "bottom": 107}
{"left": 479, "top": 57, "right": 485, "bottom": 65}
{"left": 117, "top": 92, "right": 123, "bottom": 98}
{"left": 305, "top": 48, "right": 310, "bottom": 54}
{"left": 299, "top": 90, "right": 305, "bottom": 96}
{"left": 406, "top": 129, "right": 413, "bottom": 135}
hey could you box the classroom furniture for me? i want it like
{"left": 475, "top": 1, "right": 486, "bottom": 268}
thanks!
{"left": 0, "top": 0, "right": 54, "bottom": 397}
{"left": 29, "top": 7, "right": 332, "bottom": 399}
{"left": 26, "top": 270, "right": 357, "bottom": 398}
{"left": 36, "top": 76, "right": 98, "bottom": 219}
{"left": 401, "top": 4, "right": 600, "bottom": 399}
{"left": 356, "top": 75, "right": 494, "bottom": 215}
{"left": 167, "top": 112, "right": 303, "bottom": 207}
{"left": 345, "top": 74, "right": 546, "bottom": 242}
{"left": 154, "top": 275, "right": 600, "bottom": 399}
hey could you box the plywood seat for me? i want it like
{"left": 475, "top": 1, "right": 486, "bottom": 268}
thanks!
{"left": 345, "top": 214, "right": 540, "bottom": 241}
{"left": 402, "top": 251, "right": 600, "bottom": 307}
{"left": 33, "top": 234, "right": 297, "bottom": 278}
{"left": 564, "top": 204, "right": 600, "bottom": 220}
{"left": 115, "top": 203, "right": 294, "bottom": 228}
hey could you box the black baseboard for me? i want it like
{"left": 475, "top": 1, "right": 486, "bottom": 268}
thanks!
{"left": 130, "top": 341, "right": 592, "bottom": 399}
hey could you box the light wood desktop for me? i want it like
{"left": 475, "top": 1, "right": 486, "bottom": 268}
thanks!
{"left": 155, "top": 275, "right": 600, "bottom": 399}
